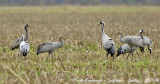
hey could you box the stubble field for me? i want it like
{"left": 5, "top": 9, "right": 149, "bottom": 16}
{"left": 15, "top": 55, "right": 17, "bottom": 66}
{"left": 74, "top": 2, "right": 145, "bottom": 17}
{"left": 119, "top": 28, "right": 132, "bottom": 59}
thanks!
{"left": 0, "top": 6, "right": 160, "bottom": 84}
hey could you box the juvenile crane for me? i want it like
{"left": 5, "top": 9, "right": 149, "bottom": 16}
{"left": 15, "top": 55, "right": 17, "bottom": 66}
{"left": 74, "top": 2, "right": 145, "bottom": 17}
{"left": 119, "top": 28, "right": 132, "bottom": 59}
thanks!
{"left": 97, "top": 21, "right": 115, "bottom": 59}
{"left": 11, "top": 24, "right": 30, "bottom": 50}
{"left": 37, "top": 36, "right": 64, "bottom": 64}
{"left": 19, "top": 34, "right": 30, "bottom": 60}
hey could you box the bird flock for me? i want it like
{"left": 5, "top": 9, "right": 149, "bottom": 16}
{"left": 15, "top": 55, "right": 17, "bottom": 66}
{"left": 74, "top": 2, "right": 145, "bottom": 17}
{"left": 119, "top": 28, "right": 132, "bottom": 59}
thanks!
{"left": 11, "top": 21, "right": 153, "bottom": 63}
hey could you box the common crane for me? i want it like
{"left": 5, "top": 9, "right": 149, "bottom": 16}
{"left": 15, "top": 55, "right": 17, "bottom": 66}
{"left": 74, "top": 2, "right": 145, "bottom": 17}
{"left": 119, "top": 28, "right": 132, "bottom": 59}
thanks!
{"left": 11, "top": 24, "right": 30, "bottom": 50}
{"left": 97, "top": 21, "right": 115, "bottom": 59}
{"left": 117, "top": 44, "right": 141, "bottom": 60}
{"left": 19, "top": 34, "right": 30, "bottom": 60}
{"left": 37, "top": 36, "right": 64, "bottom": 64}
{"left": 117, "top": 30, "right": 144, "bottom": 58}
{"left": 116, "top": 32, "right": 144, "bottom": 60}
{"left": 139, "top": 30, "right": 153, "bottom": 54}
{"left": 117, "top": 30, "right": 153, "bottom": 60}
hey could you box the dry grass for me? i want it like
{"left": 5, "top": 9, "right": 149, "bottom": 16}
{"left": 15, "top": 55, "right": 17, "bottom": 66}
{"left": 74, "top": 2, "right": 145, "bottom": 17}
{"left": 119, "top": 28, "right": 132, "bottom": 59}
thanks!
{"left": 0, "top": 6, "right": 160, "bottom": 84}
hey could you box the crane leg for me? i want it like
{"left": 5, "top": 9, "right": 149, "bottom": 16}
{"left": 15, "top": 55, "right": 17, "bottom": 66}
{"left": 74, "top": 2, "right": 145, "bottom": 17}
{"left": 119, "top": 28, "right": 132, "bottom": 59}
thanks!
{"left": 51, "top": 52, "right": 54, "bottom": 64}
{"left": 18, "top": 52, "right": 20, "bottom": 60}
{"left": 137, "top": 52, "right": 140, "bottom": 60}
{"left": 105, "top": 50, "right": 109, "bottom": 59}
{"left": 46, "top": 53, "right": 50, "bottom": 63}
{"left": 147, "top": 45, "right": 152, "bottom": 54}
{"left": 127, "top": 53, "right": 130, "bottom": 60}
{"left": 20, "top": 53, "right": 22, "bottom": 59}
{"left": 24, "top": 56, "right": 26, "bottom": 60}
{"left": 131, "top": 51, "right": 134, "bottom": 62}
{"left": 106, "top": 52, "right": 109, "bottom": 59}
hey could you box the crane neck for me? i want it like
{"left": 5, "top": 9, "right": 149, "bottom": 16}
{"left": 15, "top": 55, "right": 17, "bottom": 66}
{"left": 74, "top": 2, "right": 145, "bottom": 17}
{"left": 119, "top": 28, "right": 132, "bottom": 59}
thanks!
{"left": 140, "top": 32, "right": 143, "bottom": 39}
{"left": 59, "top": 39, "right": 64, "bottom": 47}
{"left": 24, "top": 27, "right": 28, "bottom": 41}
{"left": 22, "top": 35, "right": 24, "bottom": 41}
{"left": 102, "top": 23, "right": 105, "bottom": 34}
{"left": 119, "top": 33, "right": 125, "bottom": 43}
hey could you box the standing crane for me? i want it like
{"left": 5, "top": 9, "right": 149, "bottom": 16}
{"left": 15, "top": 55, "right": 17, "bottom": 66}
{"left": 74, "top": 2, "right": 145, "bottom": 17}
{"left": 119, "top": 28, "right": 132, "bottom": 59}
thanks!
{"left": 19, "top": 34, "right": 30, "bottom": 60}
{"left": 117, "top": 30, "right": 144, "bottom": 58}
{"left": 37, "top": 36, "right": 64, "bottom": 64}
{"left": 97, "top": 21, "right": 116, "bottom": 59}
{"left": 11, "top": 24, "right": 30, "bottom": 50}
{"left": 139, "top": 30, "right": 153, "bottom": 54}
{"left": 116, "top": 30, "right": 153, "bottom": 60}
{"left": 116, "top": 32, "right": 144, "bottom": 60}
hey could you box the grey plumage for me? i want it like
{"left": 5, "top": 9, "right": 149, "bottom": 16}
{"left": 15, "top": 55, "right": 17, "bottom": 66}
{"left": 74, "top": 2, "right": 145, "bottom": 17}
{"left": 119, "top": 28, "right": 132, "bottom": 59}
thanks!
{"left": 117, "top": 30, "right": 153, "bottom": 60}
{"left": 37, "top": 36, "right": 64, "bottom": 64}
{"left": 97, "top": 21, "right": 115, "bottom": 59}
{"left": 116, "top": 44, "right": 142, "bottom": 60}
{"left": 117, "top": 32, "right": 143, "bottom": 48}
{"left": 139, "top": 30, "right": 153, "bottom": 54}
{"left": 116, "top": 30, "right": 145, "bottom": 56}
{"left": 117, "top": 44, "right": 137, "bottom": 56}
{"left": 117, "top": 32, "right": 144, "bottom": 60}
{"left": 11, "top": 24, "right": 30, "bottom": 50}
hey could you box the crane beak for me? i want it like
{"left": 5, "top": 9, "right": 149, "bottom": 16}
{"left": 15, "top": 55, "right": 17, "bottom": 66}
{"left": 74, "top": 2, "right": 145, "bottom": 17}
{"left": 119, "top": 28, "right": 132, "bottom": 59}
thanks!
{"left": 97, "top": 24, "right": 100, "bottom": 27}
{"left": 28, "top": 26, "right": 31, "bottom": 27}
{"left": 115, "top": 32, "right": 120, "bottom": 36}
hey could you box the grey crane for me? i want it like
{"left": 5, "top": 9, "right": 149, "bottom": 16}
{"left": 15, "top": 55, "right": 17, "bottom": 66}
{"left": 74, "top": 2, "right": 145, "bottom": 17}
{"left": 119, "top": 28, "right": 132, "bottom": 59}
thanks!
{"left": 117, "top": 30, "right": 145, "bottom": 58}
{"left": 37, "top": 36, "right": 64, "bottom": 64}
{"left": 19, "top": 34, "right": 30, "bottom": 60}
{"left": 11, "top": 24, "right": 30, "bottom": 50}
{"left": 117, "top": 30, "right": 153, "bottom": 60}
{"left": 116, "top": 32, "right": 144, "bottom": 60}
{"left": 117, "top": 32, "right": 143, "bottom": 47}
{"left": 139, "top": 30, "right": 153, "bottom": 54}
{"left": 117, "top": 44, "right": 141, "bottom": 60}
{"left": 97, "top": 21, "right": 116, "bottom": 59}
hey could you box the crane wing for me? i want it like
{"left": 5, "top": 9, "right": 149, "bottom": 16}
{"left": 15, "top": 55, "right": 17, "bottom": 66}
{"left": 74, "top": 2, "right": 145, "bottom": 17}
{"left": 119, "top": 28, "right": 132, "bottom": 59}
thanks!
{"left": 128, "top": 36, "right": 143, "bottom": 47}
{"left": 37, "top": 42, "right": 60, "bottom": 53}
{"left": 43, "top": 42, "right": 59, "bottom": 46}
{"left": 143, "top": 37, "right": 153, "bottom": 46}
{"left": 12, "top": 37, "right": 22, "bottom": 49}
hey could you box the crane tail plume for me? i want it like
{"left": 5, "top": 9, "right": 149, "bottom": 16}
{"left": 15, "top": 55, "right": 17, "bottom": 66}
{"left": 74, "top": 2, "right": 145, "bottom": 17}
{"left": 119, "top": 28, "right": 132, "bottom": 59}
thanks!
{"left": 23, "top": 49, "right": 27, "bottom": 56}
{"left": 37, "top": 44, "right": 43, "bottom": 55}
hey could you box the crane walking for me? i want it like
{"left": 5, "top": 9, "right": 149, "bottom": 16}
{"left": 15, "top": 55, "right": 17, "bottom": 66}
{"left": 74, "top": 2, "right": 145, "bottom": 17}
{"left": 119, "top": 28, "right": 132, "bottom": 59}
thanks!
{"left": 19, "top": 34, "right": 30, "bottom": 60}
{"left": 97, "top": 21, "right": 115, "bottom": 59}
{"left": 37, "top": 36, "right": 64, "bottom": 64}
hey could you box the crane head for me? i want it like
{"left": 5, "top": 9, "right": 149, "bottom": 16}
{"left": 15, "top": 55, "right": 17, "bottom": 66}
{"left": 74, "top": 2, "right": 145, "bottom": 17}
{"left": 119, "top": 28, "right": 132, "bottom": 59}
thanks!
{"left": 25, "top": 24, "right": 31, "bottom": 28}
{"left": 97, "top": 21, "right": 105, "bottom": 26}
{"left": 139, "top": 29, "right": 143, "bottom": 34}
{"left": 100, "top": 21, "right": 105, "bottom": 25}
{"left": 59, "top": 36, "right": 65, "bottom": 40}
{"left": 115, "top": 32, "right": 122, "bottom": 36}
